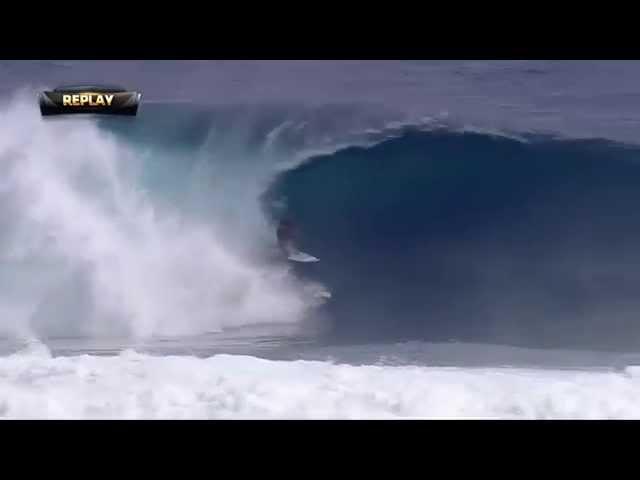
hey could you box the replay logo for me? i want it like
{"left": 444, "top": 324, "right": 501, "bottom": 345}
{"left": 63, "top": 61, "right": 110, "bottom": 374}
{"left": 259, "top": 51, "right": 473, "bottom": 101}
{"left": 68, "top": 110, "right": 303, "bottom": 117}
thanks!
{"left": 39, "top": 84, "right": 142, "bottom": 116}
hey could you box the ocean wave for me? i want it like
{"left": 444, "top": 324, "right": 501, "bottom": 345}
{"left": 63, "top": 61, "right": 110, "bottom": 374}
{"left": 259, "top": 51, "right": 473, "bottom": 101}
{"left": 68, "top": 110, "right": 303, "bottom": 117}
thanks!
{"left": 3, "top": 88, "right": 640, "bottom": 351}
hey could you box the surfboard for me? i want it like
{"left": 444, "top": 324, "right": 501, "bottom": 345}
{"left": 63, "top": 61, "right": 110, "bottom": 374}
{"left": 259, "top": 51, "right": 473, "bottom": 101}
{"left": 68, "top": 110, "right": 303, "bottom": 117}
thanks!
{"left": 288, "top": 251, "right": 320, "bottom": 263}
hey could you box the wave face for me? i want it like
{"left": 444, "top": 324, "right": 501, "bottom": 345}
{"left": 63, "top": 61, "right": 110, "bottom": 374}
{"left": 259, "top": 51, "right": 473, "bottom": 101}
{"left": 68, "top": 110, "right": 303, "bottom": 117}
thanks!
{"left": 267, "top": 129, "right": 640, "bottom": 350}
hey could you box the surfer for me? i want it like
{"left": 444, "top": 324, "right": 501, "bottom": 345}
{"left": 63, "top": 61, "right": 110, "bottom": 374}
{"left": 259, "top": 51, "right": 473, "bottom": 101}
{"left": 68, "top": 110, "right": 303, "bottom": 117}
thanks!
{"left": 276, "top": 218, "right": 297, "bottom": 257}
{"left": 276, "top": 218, "right": 320, "bottom": 263}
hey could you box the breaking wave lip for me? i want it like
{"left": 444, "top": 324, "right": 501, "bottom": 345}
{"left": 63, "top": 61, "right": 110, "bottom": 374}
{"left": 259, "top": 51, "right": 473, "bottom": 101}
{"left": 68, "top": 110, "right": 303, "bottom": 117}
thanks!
{"left": 1, "top": 346, "right": 640, "bottom": 419}
{"left": 276, "top": 114, "right": 532, "bottom": 173}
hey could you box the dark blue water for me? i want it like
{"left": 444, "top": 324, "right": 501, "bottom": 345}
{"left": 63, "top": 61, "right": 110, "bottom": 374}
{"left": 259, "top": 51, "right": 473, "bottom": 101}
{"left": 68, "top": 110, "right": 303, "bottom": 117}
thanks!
{"left": 268, "top": 130, "right": 640, "bottom": 349}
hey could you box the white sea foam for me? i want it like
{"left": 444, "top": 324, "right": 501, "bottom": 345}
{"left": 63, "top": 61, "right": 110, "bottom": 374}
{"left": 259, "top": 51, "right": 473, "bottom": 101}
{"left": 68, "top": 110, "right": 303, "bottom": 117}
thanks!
{"left": 1, "top": 348, "right": 639, "bottom": 419}
{"left": 0, "top": 91, "right": 323, "bottom": 341}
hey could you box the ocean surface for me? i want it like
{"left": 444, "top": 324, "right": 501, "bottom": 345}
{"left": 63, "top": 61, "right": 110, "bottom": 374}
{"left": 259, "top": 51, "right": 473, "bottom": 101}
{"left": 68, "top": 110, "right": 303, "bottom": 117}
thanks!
{"left": 2, "top": 60, "right": 640, "bottom": 418}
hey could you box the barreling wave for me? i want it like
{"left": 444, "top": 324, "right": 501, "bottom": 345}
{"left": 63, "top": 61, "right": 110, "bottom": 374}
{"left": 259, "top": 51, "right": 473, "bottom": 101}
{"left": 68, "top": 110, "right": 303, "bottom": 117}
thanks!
{"left": 4, "top": 87, "right": 640, "bottom": 352}
{"left": 266, "top": 128, "right": 640, "bottom": 351}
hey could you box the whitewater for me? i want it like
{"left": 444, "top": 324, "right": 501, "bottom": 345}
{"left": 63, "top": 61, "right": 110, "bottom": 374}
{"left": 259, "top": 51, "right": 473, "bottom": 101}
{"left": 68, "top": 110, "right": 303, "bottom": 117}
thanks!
{"left": 3, "top": 61, "right": 640, "bottom": 419}
{"left": 2, "top": 345, "right": 640, "bottom": 419}
{"left": 0, "top": 93, "right": 327, "bottom": 342}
